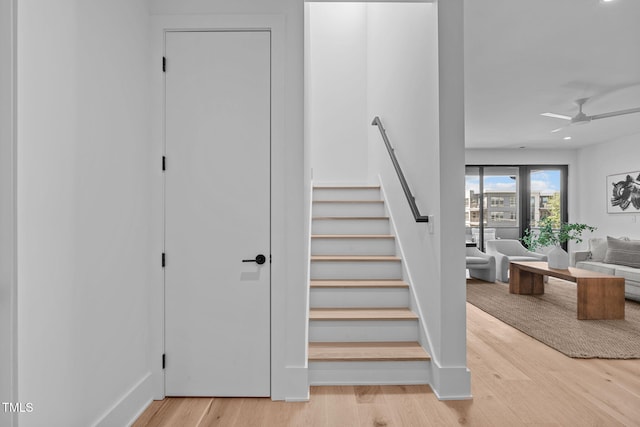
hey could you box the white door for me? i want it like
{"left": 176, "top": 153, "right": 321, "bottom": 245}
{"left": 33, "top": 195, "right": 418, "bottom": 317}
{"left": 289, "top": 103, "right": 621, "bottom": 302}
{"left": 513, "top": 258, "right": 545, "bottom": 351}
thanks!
{"left": 164, "top": 31, "right": 271, "bottom": 397}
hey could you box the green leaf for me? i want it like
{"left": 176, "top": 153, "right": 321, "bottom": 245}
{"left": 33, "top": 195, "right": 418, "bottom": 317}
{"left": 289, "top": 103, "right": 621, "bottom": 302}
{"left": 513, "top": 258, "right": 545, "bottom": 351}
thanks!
{"left": 520, "top": 217, "right": 596, "bottom": 250}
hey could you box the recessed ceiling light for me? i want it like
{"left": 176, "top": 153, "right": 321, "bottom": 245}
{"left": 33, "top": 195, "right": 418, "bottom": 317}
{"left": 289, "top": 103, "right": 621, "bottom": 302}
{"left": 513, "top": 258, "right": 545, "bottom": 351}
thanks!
{"left": 563, "top": 136, "right": 572, "bottom": 140}
{"left": 601, "top": 0, "right": 615, "bottom": 3}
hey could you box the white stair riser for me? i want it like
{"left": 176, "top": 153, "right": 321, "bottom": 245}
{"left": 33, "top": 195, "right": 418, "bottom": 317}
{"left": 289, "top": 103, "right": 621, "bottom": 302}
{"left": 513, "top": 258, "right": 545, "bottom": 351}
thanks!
{"left": 308, "top": 186, "right": 431, "bottom": 387}
{"left": 311, "top": 238, "right": 396, "bottom": 256}
{"left": 312, "top": 218, "right": 390, "bottom": 235}
{"left": 309, "top": 320, "right": 418, "bottom": 342}
{"left": 312, "top": 202, "right": 385, "bottom": 217}
{"left": 314, "top": 188, "right": 380, "bottom": 201}
{"left": 310, "top": 287, "right": 409, "bottom": 308}
{"left": 309, "top": 361, "right": 430, "bottom": 386}
{"left": 311, "top": 261, "right": 402, "bottom": 280}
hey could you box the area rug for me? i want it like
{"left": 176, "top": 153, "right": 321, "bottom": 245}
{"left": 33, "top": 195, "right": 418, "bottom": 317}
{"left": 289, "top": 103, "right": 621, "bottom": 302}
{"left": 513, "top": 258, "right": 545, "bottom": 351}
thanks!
{"left": 466, "top": 278, "right": 640, "bottom": 359}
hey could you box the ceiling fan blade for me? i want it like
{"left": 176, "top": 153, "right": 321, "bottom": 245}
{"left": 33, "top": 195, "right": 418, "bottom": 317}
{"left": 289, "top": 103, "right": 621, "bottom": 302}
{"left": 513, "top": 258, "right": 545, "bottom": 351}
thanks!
{"left": 589, "top": 107, "right": 640, "bottom": 121}
{"left": 541, "top": 112, "right": 572, "bottom": 120}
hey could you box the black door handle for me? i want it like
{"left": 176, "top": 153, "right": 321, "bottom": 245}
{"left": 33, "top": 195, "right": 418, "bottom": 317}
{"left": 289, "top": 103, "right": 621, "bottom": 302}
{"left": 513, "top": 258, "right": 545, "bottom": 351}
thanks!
{"left": 242, "top": 254, "right": 266, "bottom": 265}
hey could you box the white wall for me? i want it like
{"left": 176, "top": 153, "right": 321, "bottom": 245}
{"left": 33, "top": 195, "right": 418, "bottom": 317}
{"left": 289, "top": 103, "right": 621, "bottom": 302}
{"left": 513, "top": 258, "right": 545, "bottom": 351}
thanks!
{"left": 151, "top": 0, "right": 296, "bottom": 15}
{"left": 0, "top": 0, "right": 16, "bottom": 426}
{"left": 367, "top": 3, "right": 439, "bottom": 199}
{"left": 433, "top": 0, "right": 469, "bottom": 397}
{"left": 307, "top": 3, "right": 369, "bottom": 183}
{"left": 367, "top": 0, "right": 439, "bottom": 351}
{"left": 465, "top": 148, "right": 577, "bottom": 167}
{"left": 149, "top": 0, "right": 307, "bottom": 401}
{"left": 367, "top": 1, "right": 470, "bottom": 398}
{"left": 575, "top": 134, "right": 640, "bottom": 245}
{"left": 17, "top": 1, "right": 153, "bottom": 426}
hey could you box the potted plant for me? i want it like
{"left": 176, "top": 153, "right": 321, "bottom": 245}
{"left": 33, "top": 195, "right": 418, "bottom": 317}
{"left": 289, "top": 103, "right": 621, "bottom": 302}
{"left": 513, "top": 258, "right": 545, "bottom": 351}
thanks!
{"left": 521, "top": 216, "right": 597, "bottom": 269}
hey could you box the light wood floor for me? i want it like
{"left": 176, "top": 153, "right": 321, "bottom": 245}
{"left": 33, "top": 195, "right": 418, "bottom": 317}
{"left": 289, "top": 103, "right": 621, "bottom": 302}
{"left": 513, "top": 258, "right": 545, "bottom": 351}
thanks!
{"left": 133, "top": 303, "right": 640, "bottom": 427}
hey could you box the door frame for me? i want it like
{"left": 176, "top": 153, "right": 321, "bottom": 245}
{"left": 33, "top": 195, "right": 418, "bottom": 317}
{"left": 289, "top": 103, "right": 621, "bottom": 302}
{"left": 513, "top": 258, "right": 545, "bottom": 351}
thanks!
{"left": 150, "top": 15, "right": 286, "bottom": 400}
{"left": 1, "top": 0, "right": 17, "bottom": 424}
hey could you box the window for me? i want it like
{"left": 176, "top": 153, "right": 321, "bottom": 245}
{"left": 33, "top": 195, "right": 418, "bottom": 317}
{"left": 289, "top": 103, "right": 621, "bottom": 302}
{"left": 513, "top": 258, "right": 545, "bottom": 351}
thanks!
{"left": 489, "top": 212, "right": 516, "bottom": 222}
{"left": 465, "top": 165, "right": 568, "bottom": 250}
{"left": 490, "top": 197, "right": 504, "bottom": 207}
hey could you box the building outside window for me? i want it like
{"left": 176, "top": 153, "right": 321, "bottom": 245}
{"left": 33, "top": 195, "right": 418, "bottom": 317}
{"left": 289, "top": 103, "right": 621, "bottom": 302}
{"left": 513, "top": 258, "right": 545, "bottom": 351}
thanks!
{"left": 491, "top": 212, "right": 505, "bottom": 221}
{"left": 465, "top": 165, "right": 567, "bottom": 250}
{"left": 490, "top": 197, "right": 504, "bottom": 207}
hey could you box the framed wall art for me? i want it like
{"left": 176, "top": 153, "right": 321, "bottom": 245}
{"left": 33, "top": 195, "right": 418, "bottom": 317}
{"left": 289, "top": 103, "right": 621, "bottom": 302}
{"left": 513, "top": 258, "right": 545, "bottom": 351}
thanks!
{"left": 607, "top": 171, "right": 640, "bottom": 213}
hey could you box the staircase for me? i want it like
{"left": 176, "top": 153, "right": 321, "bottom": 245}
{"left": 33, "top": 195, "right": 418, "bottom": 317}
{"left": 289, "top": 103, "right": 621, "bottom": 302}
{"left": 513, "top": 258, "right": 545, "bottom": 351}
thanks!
{"left": 308, "top": 185, "right": 431, "bottom": 385}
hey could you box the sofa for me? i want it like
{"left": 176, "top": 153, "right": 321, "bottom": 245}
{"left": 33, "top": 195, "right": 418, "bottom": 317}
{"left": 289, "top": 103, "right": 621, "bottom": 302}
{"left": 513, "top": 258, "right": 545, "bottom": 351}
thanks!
{"left": 571, "top": 236, "right": 640, "bottom": 302}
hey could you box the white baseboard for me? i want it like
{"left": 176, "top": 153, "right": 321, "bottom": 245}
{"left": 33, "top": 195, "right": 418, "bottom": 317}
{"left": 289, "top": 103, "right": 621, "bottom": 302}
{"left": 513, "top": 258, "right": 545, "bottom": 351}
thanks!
{"left": 93, "top": 372, "right": 154, "bottom": 427}
{"left": 430, "top": 363, "right": 472, "bottom": 401}
{"left": 285, "top": 392, "right": 310, "bottom": 403}
{"left": 271, "top": 365, "right": 309, "bottom": 402}
{"left": 285, "top": 365, "right": 309, "bottom": 402}
{"left": 432, "top": 391, "right": 473, "bottom": 401}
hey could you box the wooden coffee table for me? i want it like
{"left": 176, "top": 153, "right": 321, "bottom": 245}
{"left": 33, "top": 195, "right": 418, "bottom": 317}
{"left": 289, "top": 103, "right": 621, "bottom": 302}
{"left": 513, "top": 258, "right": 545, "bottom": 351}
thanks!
{"left": 509, "top": 261, "right": 625, "bottom": 320}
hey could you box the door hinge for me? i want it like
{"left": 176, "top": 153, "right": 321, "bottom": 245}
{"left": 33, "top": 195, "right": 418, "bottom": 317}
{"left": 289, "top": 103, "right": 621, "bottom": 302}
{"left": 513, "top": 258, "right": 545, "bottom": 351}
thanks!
{"left": 162, "top": 354, "right": 166, "bottom": 370}
{"left": 162, "top": 253, "right": 166, "bottom": 268}
{"left": 270, "top": 254, "right": 272, "bottom": 264}
{"left": 162, "top": 56, "right": 166, "bottom": 72}
{"left": 162, "top": 156, "right": 166, "bottom": 171}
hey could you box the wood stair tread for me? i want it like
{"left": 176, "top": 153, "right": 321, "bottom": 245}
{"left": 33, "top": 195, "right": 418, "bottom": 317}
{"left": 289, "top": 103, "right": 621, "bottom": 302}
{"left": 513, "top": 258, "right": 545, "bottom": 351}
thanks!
{"left": 310, "top": 280, "right": 408, "bottom": 288}
{"left": 313, "top": 185, "right": 380, "bottom": 189}
{"left": 311, "top": 255, "right": 400, "bottom": 262}
{"left": 309, "top": 307, "right": 417, "bottom": 320}
{"left": 312, "top": 216, "right": 389, "bottom": 220}
{"left": 311, "top": 234, "right": 394, "bottom": 239}
{"left": 308, "top": 341, "right": 430, "bottom": 362}
{"left": 313, "top": 200, "right": 384, "bottom": 203}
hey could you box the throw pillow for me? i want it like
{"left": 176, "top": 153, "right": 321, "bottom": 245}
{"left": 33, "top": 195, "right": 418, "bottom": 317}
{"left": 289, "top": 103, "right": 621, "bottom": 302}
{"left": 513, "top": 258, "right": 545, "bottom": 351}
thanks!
{"left": 603, "top": 236, "right": 640, "bottom": 268}
{"left": 588, "top": 237, "right": 608, "bottom": 262}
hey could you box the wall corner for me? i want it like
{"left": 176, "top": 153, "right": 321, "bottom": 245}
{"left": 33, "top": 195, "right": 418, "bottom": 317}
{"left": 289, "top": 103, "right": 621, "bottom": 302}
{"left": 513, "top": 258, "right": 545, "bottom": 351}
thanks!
{"left": 271, "top": 365, "right": 309, "bottom": 402}
{"left": 430, "top": 362, "right": 472, "bottom": 401}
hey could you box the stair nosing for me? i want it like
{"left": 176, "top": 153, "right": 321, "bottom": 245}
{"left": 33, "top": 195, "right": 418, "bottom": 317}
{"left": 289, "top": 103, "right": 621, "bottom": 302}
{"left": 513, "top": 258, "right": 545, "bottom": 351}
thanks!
{"left": 313, "top": 200, "right": 384, "bottom": 203}
{"left": 313, "top": 185, "right": 380, "bottom": 189}
{"left": 309, "top": 307, "right": 417, "bottom": 321}
{"left": 311, "top": 234, "right": 394, "bottom": 239}
{"left": 310, "top": 280, "right": 409, "bottom": 288}
{"left": 308, "top": 341, "right": 430, "bottom": 362}
{"left": 312, "top": 216, "right": 389, "bottom": 220}
{"left": 311, "top": 255, "right": 400, "bottom": 262}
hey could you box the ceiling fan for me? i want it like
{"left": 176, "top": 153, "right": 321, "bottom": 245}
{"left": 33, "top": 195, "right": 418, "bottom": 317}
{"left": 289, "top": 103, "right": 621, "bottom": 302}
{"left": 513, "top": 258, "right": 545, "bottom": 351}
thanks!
{"left": 541, "top": 98, "right": 640, "bottom": 133}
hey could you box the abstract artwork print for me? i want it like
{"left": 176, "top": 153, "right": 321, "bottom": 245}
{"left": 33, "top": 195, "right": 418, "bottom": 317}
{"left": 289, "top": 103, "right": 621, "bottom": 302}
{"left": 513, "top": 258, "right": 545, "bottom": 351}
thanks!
{"left": 607, "top": 171, "right": 640, "bottom": 213}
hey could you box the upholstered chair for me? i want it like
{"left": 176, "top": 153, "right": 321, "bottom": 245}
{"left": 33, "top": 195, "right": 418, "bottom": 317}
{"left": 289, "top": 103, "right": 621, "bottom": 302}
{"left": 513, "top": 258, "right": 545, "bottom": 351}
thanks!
{"left": 466, "top": 246, "right": 496, "bottom": 282}
{"left": 486, "top": 239, "right": 547, "bottom": 282}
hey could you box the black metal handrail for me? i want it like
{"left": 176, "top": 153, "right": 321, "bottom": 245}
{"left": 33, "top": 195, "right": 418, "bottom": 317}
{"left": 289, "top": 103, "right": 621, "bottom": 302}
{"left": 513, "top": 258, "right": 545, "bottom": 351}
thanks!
{"left": 371, "top": 116, "right": 429, "bottom": 223}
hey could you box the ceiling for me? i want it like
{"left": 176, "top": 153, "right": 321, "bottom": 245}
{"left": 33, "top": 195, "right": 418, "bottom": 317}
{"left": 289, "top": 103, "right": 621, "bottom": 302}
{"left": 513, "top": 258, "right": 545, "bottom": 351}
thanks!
{"left": 464, "top": 0, "right": 640, "bottom": 150}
